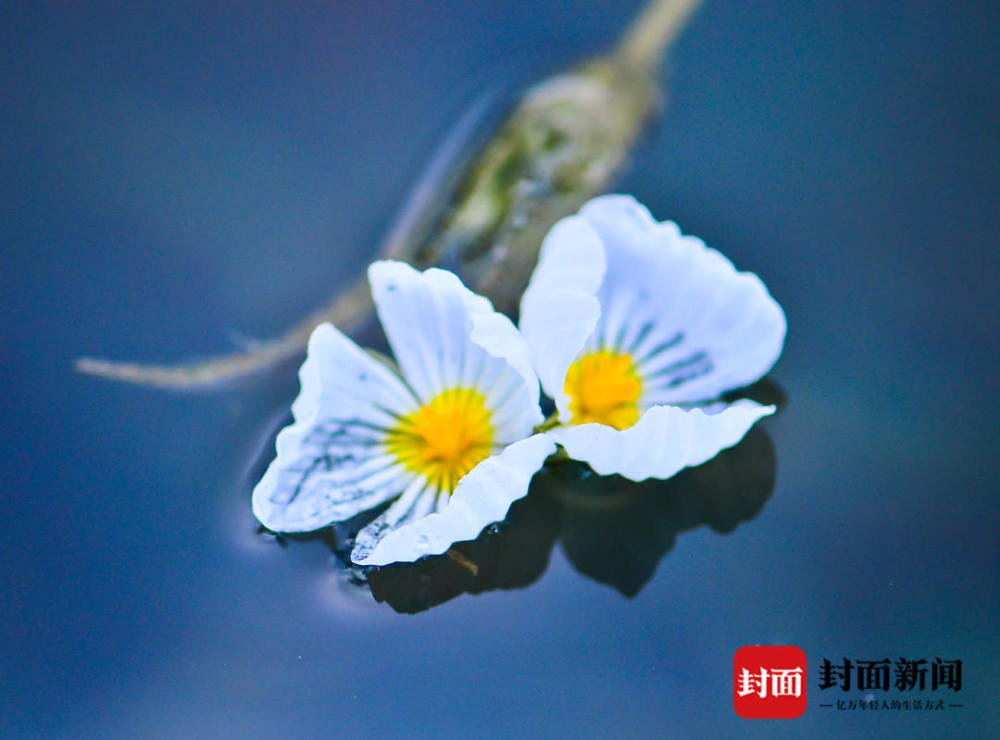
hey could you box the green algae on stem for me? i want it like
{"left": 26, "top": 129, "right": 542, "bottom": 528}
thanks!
{"left": 75, "top": 0, "right": 704, "bottom": 390}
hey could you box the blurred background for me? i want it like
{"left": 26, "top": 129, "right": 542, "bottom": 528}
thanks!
{"left": 1, "top": 1, "right": 997, "bottom": 736}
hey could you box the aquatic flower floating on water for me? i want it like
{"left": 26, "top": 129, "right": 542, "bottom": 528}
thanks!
{"left": 519, "top": 195, "right": 786, "bottom": 481}
{"left": 255, "top": 195, "right": 786, "bottom": 568}
{"left": 253, "top": 262, "right": 554, "bottom": 566}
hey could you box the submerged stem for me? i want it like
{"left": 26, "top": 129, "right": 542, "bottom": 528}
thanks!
{"left": 76, "top": 0, "right": 703, "bottom": 391}
{"left": 75, "top": 279, "right": 372, "bottom": 389}
{"left": 616, "top": 0, "right": 704, "bottom": 72}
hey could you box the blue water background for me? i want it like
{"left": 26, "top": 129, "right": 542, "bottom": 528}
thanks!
{"left": 2, "top": 1, "right": 998, "bottom": 736}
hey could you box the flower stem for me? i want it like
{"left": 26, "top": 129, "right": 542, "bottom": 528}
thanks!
{"left": 616, "top": 0, "right": 704, "bottom": 73}
{"left": 75, "top": 0, "right": 704, "bottom": 391}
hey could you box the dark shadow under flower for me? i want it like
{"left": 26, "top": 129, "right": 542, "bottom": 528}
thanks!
{"left": 366, "top": 379, "right": 780, "bottom": 612}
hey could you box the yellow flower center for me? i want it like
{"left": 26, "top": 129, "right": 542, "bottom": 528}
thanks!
{"left": 385, "top": 388, "right": 494, "bottom": 494}
{"left": 563, "top": 350, "right": 642, "bottom": 430}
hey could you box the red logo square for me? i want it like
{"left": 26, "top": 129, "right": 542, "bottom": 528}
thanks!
{"left": 733, "top": 645, "right": 807, "bottom": 719}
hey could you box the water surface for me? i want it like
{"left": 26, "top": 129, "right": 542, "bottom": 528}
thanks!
{"left": 2, "top": 1, "right": 998, "bottom": 736}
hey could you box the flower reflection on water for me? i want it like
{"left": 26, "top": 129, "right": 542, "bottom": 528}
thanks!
{"left": 264, "top": 379, "right": 782, "bottom": 614}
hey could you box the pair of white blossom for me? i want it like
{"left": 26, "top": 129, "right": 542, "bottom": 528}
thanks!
{"left": 252, "top": 195, "right": 786, "bottom": 566}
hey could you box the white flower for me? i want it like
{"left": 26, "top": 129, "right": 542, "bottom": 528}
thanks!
{"left": 520, "top": 195, "right": 787, "bottom": 481}
{"left": 252, "top": 261, "right": 554, "bottom": 566}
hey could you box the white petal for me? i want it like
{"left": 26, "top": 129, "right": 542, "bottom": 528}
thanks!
{"left": 369, "top": 261, "right": 542, "bottom": 440}
{"left": 579, "top": 194, "right": 661, "bottom": 255}
{"left": 550, "top": 400, "right": 775, "bottom": 481}
{"left": 353, "top": 434, "right": 556, "bottom": 566}
{"left": 252, "top": 323, "right": 417, "bottom": 532}
{"left": 580, "top": 195, "right": 787, "bottom": 403}
{"left": 350, "top": 477, "right": 437, "bottom": 564}
{"left": 519, "top": 216, "right": 607, "bottom": 417}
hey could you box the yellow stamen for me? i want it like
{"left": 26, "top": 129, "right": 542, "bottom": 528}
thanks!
{"left": 385, "top": 388, "right": 494, "bottom": 493}
{"left": 563, "top": 350, "right": 642, "bottom": 430}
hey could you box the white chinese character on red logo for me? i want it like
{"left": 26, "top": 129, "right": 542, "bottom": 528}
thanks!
{"left": 737, "top": 668, "right": 769, "bottom": 698}
{"left": 733, "top": 646, "right": 807, "bottom": 719}
{"left": 770, "top": 667, "right": 803, "bottom": 698}
{"left": 737, "top": 667, "right": 803, "bottom": 699}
